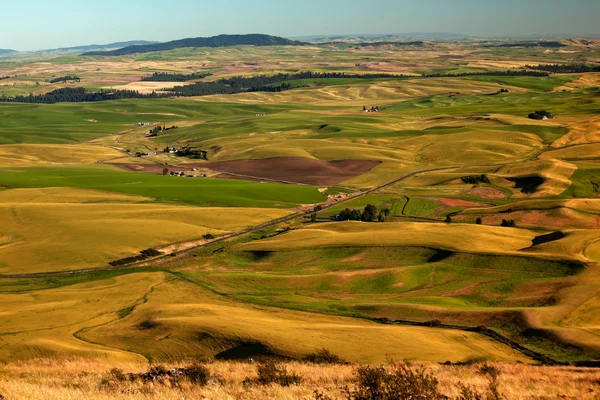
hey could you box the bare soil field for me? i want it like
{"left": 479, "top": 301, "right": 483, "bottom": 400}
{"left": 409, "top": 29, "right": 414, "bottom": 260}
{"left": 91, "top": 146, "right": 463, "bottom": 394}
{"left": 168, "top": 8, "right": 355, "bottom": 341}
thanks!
{"left": 110, "top": 157, "right": 381, "bottom": 186}
{"left": 470, "top": 187, "right": 506, "bottom": 199}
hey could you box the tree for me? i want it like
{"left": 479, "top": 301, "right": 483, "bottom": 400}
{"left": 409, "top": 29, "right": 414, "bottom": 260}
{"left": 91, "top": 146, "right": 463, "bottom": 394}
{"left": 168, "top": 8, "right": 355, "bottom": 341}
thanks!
{"left": 445, "top": 215, "right": 452, "bottom": 223}
{"left": 361, "top": 204, "right": 378, "bottom": 222}
{"left": 162, "top": 168, "right": 169, "bottom": 176}
{"left": 501, "top": 219, "right": 516, "bottom": 227}
{"left": 475, "top": 217, "right": 483, "bottom": 225}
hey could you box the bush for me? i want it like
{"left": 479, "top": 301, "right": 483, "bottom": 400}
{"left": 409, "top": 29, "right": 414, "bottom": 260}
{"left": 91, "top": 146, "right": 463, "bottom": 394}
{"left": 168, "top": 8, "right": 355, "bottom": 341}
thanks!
{"left": 303, "top": 348, "right": 345, "bottom": 364}
{"left": 456, "top": 364, "right": 504, "bottom": 400}
{"left": 182, "top": 364, "right": 210, "bottom": 385}
{"left": 343, "top": 361, "right": 446, "bottom": 400}
{"left": 475, "top": 217, "right": 483, "bottom": 225}
{"left": 500, "top": 219, "right": 516, "bottom": 227}
{"left": 99, "top": 364, "right": 215, "bottom": 390}
{"left": 202, "top": 233, "right": 215, "bottom": 240}
{"left": 243, "top": 359, "right": 302, "bottom": 386}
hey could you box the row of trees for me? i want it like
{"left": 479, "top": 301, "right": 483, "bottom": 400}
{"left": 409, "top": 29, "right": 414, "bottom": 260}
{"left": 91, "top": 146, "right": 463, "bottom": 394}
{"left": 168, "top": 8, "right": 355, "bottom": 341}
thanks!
{"left": 528, "top": 110, "right": 553, "bottom": 120}
{"left": 461, "top": 174, "right": 490, "bottom": 184}
{"left": 0, "top": 87, "right": 166, "bottom": 104}
{"left": 167, "top": 71, "right": 410, "bottom": 97}
{"left": 141, "top": 72, "right": 211, "bottom": 82}
{"left": 423, "top": 70, "right": 548, "bottom": 78}
{"left": 337, "top": 204, "right": 390, "bottom": 222}
{"left": 49, "top": 75, "right": 80, "bottom": 83}
{"left": 525, "top": 63, "right": 600, "bottom": 73}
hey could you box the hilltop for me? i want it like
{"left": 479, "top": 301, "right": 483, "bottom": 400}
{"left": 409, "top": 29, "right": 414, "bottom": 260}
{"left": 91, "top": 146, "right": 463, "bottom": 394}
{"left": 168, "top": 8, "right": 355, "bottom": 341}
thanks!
{"left": 82, "top": 34, "right": 305, "bottom": 56}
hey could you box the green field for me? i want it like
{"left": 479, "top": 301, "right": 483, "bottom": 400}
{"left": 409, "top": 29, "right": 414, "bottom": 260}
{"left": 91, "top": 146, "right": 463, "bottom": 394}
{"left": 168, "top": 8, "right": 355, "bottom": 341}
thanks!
{"left": 0, "top": 165, "right": 326, "bottom": 207}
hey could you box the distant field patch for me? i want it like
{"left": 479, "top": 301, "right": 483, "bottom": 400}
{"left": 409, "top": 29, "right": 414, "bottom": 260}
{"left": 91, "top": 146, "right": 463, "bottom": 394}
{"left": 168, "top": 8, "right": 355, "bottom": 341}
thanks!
{"left": 0, "top": 144, "right": 124, "bottom": 167}
{"left": 113, "top": 157, "right": 381, "bottom": 186}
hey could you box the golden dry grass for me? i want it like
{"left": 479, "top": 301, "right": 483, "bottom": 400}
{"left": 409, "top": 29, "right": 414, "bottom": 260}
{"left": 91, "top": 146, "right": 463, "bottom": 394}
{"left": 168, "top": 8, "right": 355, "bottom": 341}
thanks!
{"left": 0, "top": 273, "right": 162, "bottom": 363}
{"left": 235, "top": 221, "right": 543, "bottom": 258}
{"left": 82, "top": 277, "right": 528, "bottom": 364}
{"left": 0, "top": 188, "right": 291, "bottom": 273}
{"left": 1, "top": 273, "right": 528, "bottom": 365}
{"left": 0, "top": 359, "right": 598, "bottom": 400}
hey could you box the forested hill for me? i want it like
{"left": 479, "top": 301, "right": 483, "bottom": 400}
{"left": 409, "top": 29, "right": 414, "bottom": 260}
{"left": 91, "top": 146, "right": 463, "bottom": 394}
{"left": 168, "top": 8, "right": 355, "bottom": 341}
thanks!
{"left": 82, "top": 34, "right": 305, "bottom": 56}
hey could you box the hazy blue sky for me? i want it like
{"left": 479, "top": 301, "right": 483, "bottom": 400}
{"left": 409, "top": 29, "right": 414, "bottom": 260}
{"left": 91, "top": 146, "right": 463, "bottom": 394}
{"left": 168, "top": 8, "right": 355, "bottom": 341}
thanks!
{"left": 2, "top": 0, "right": 599, "bottom": 51}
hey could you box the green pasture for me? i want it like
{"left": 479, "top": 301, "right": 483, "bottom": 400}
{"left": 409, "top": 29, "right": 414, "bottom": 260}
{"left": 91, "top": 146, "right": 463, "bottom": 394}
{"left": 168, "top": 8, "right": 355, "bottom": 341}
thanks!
{"left": 0, "top": 165, "right": 326, "bottom": 208}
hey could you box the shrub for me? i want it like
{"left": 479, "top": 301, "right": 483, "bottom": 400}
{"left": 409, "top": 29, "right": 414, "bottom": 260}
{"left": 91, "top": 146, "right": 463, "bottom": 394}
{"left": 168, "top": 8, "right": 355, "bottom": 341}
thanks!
{"left": 99, "top": 364, "right": 215, "bottom": 390}
{"left": 182, "top": 364, "right": 210, "bottom": 385}
{"left": 475, "top": 217, "right": 483, "bottom": 225}
{"left": 303, "top": 348, "right": 345, "bottom": 364}
{"left": 500, "top": 219, "right": 516, "bottom": 227}
{"left": 243, "top": 359, "right": 302, "bottom": 386}
{"left": 202, "top": 233, "right": 215, "bottom": 240}
{"left": 343, "top": 361, "right": 446, "bottom": 400}
{"left": 456, "top": 364, "right": 504, "bottom": 400}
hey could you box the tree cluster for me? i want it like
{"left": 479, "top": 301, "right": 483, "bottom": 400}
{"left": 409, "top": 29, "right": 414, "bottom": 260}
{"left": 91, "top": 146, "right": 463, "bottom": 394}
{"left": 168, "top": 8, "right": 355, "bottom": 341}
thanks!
{"left": 461, "top": 174, "right": 490, "bottom": 184}
{"left": 501, "top": 219, "right": 516, "bottom": 227}
{"left": 108, "top": 248, "right": 161, "bottom": 267}
{"left": 174, "top": 147, "right": 207, "bottom": 160}
{"left": 525, "top": 63, "right": 600, "bottom": 73}
{"left": 49, "top": 75, "right": 80, "bottom": 83}
{"left": 528, "top": 110, "right": 553, "bottom": 120}
{"left": 484, "top": 40, "right": 566, "bottom": 48}
{"left": 337, "top": 204, "right": 390, "bottom": 222}
{"left": 141, "top": 72, "right": 211, "bottom": 82}
{"left": 0, "top": 76, "right": 9, "bottom": 81}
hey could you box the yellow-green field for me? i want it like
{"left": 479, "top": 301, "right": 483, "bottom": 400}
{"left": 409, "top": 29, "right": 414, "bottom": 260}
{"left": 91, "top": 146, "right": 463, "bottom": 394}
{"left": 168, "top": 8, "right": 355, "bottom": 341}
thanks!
{"left": 0, "top": 272, "right": 528, "bottom": 364}
{"left": 0, "top": 188, "right": 292, "bottom": 273}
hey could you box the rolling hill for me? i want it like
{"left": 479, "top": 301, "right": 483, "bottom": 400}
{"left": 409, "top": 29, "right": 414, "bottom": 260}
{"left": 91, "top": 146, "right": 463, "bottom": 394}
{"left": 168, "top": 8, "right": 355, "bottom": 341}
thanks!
{"left": 82, "top": 34, "right": 305, "bottom": 56}
{"left": 40, "top": 40, "right": 159, "bottom": 53}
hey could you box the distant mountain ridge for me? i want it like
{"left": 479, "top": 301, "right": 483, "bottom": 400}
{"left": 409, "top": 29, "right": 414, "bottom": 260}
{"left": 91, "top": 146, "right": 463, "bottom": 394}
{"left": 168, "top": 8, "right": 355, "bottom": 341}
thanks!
{"left": 0, "top": 49, "right": 16, "bottom": 55}
{"left": 82, "top": 34, "right": 305, "bottom": 56}
{"left": 44, "top": 41, "right": 159, "bottom": 53}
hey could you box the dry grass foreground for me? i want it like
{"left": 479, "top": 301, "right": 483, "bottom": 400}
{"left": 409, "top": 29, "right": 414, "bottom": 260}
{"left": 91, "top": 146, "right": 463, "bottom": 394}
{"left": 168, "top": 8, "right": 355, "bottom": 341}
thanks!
{"left": 0, "top": 187, "right": 292, "bottom": 274}
{"left": 0, "top": 272, "right": 528, "bottom": 364}
{"left": 0, "top": 358, "right": 598, "bottom": 400}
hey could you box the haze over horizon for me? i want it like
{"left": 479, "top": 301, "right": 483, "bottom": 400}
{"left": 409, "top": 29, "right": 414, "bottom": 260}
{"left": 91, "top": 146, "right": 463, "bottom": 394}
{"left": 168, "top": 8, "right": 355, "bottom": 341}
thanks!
{"left": 1, "top": 0, "right": 599, "bottom": 51}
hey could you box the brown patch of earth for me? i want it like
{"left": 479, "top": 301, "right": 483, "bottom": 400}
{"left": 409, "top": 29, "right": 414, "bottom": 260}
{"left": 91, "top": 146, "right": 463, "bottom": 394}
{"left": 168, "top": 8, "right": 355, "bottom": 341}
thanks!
{"left": 110, "top": 157, "right": 380, "bottom": 186}
{"left": 431, "top": 198, "right": 485, "bottom": 207}
{"left": 483, "top": 210, "right": 600, "bottom": 230}
{"left": 470, "top": 187, "right": 506, "bottom": 199}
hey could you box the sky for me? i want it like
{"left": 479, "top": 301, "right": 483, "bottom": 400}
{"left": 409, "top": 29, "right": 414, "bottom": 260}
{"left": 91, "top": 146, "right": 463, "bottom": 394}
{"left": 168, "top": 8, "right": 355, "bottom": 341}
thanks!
{"left": 2, "top": 0, "right": 599, "bottom": 51}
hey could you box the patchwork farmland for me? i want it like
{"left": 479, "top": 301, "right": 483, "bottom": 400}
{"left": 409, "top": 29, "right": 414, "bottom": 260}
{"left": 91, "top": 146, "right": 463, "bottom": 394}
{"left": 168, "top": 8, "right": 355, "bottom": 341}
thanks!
{"left": 1, "top": 31, "right": 600, "bottom": 399}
